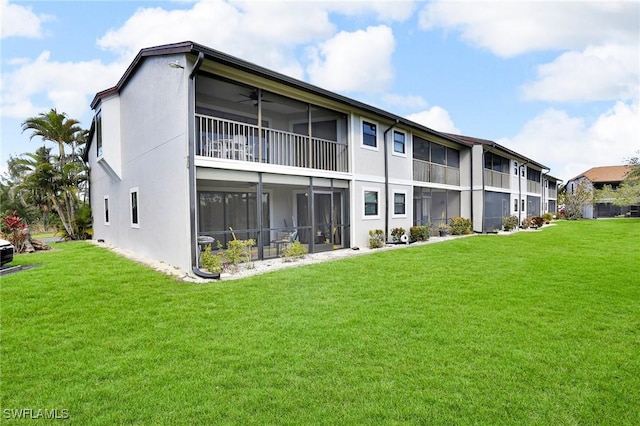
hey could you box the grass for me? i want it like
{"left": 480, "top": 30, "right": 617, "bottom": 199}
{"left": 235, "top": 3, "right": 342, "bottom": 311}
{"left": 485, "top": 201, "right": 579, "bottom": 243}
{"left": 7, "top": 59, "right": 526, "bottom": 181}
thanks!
{"left": 1, "top": 219, "right": 639, "bottom": 424}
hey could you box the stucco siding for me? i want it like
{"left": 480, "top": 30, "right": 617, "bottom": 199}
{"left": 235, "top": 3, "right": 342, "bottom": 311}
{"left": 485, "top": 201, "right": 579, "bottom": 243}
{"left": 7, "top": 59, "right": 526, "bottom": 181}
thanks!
{"left": 104, "top": 54, "right": 191, "bottom": 271}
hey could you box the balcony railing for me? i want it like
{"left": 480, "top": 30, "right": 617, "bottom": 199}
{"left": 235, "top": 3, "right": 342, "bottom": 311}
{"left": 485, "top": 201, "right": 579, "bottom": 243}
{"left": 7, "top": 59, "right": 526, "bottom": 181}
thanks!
{"left": 196, "top": 114, "right": 348, "bottom": 172}
{"left": 413, "top": 160, "right": 460, "bottom": 186}
{"left": 484, "top": 169, "right": 510, "bottom": 189}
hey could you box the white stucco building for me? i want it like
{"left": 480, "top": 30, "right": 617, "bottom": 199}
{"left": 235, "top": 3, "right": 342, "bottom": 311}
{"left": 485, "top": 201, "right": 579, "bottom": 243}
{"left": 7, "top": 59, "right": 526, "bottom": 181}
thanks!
{"left": 87, "top": 41, "right": 559, "bottom": 278}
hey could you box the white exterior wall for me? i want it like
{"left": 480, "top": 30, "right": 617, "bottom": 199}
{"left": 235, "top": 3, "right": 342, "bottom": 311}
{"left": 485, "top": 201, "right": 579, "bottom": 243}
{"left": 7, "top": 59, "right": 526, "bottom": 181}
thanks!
{"left": 471, "top": 145, "right": 485, "bottom": 232}
{"left": 91, "top": 54, "right": 192, "bottom": 272}
{"left": 459, "top": 146, "right": 472, "bottom": 224}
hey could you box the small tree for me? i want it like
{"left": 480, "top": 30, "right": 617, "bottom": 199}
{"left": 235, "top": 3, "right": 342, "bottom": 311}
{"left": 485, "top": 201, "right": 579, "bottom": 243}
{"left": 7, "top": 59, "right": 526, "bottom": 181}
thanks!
{"left": 564, "top": 180, "right": 593, "bottom": 219}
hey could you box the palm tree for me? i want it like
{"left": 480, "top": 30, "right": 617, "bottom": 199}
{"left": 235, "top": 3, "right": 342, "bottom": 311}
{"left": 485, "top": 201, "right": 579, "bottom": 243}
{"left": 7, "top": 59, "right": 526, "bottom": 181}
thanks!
{"left": 21, "top": 109, "right": 83, "bottom": 167}
{"left": 20, "top": 109, "right": 88, "bottom": 239}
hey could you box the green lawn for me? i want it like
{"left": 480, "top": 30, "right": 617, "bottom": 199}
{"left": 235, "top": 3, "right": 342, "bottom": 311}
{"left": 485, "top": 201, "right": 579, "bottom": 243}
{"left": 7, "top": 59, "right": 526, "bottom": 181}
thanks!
{"left": 1, "top": 220, "right": 639, "bottom": 425}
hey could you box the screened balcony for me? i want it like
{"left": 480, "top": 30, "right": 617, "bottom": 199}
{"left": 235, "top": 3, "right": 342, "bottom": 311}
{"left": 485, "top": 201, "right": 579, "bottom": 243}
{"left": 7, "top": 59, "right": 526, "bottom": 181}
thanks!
{"left": 412, "top": 136, "right": 460, "bottom": 186}
{"left": 195, "top": 75, "right": 348, "bottom": 173}
{"left": 196, "top": 114, "right": 348, "bottom": 172}
{"left": 484, "top": 152, "right": 511, "bottom": 189}
{"left": 484, "top": 169, "right": 510, "bottom": 189}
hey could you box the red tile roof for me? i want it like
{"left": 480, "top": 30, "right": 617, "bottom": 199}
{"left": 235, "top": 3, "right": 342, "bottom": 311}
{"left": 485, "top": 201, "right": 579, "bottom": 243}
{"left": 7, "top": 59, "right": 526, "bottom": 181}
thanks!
{"left": 571, "top": 165, "right": 631, "bottom": 183}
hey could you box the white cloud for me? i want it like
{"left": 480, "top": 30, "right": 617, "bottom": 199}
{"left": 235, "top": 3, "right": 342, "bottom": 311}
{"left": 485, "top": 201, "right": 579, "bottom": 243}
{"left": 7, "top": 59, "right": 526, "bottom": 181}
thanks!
{"left": 330, "top": 0, "right": 416, "bottom": 22}
{"left": 418, "top": 1, "right": 639, "bottom": 57}
{"left": 306, "top": 25, "right": 395, "bottom": 93}
{"left": 96, "top": 0, "right": 336, "bottom": 78}
{"left": 1, "top": 51, "right": 126, "bottom": 119}
{"left": 0, "top": 0, "right": 54, "bottom": 39}
{"left": 500, "top": 101, "right": 640, "bottom": 181}
{"left": 406, "top": 106, "right": 460, "bottom": 134}
{"left": 522, "top": 43, "right": 640, "bottom": 102}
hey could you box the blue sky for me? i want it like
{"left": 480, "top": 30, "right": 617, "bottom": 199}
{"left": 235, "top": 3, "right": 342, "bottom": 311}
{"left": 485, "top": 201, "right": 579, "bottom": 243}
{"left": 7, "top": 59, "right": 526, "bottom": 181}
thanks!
{"left": 2, "top": 0, "right": 639, "bottom": 182}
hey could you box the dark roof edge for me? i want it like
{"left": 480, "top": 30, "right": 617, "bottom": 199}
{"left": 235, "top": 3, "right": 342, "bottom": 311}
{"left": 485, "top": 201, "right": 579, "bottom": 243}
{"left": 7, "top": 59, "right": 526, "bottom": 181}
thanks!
{"left": 89, "top": 41, "right": 470, "bottom": 147}
{"left": 443, "top": 132, "right": 549, "bottom": 170}
{"left": 90, "top": 41, "right": 194, "bottom": 109}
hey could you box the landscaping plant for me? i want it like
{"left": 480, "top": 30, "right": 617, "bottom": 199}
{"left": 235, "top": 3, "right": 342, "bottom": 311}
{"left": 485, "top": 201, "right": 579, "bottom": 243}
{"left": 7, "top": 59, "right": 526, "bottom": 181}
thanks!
{"left": 368, "top": 229, "right": 385, "bottom": 248}
{"left": 449, "top": 216, "right": 472, "bottom": 235}
{"left": 409, "top": 225, "right": 430, "bottom": 242}
{"left": 282, "top": 240, "right": 308, "bottom": 262}
{"left": 390, "top": 227, "right": 406, "bottom": 242}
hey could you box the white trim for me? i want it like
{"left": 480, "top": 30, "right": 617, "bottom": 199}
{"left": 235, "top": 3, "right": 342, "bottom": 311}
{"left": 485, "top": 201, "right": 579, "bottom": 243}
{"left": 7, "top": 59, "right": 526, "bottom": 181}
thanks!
{"left": 130, "top": 187, "right": 140, "bottom": 229}
{"left": 104, "top": 195, "right": 110, "bottom": 225}
{"left": 95, "top": 109, "right": 103, "bottom": 159}
{"left": 363, "top": 187, "right": 381, "bottom": 219}
{"left": 392, "top": 129, "right": 407, "bottom": 157}
{"left": 360, "top": 118, "right": 380, "bottom": 151}
{"left": 392, "top": 190, "right": 408, "bottom": 218}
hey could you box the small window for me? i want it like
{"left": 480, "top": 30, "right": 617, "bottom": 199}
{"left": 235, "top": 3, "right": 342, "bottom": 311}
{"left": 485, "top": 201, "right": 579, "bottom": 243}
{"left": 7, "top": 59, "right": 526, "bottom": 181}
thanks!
{"left": 104, "top": 196, "right": 110, "bottom": 225}
{"left": 362, "top": 121, "right": 377, "bottom": 148}
{"left": 521, "top": 167, "right": 525, "bottom": 177}
{"left": 96, "top": 110, "right": 103, "bottom": 158}
{"left": 130, "top": 188, "right": 139, "bottom": 228}
{"left": 514, "top": 199, "right": 518, "bottom": 212}
{"left": 393, "top": 192, "right": 406, "bottom": 216}
{"left": 393, "top": 130, "right": 405, "bottom": 154}
{"left": 514, "top": 161, "right": 518, "bottom": 175}
{"left": 521, "top": 199, "right": 525, "bottom": 211}
{"left": 364, "top": 190, "right": 379, "bottom": 217}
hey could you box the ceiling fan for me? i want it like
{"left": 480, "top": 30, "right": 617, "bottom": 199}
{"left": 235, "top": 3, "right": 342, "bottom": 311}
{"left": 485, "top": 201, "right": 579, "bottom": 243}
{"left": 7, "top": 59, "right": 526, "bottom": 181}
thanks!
{"left": 236, "top": 89, "right": 273, "bottom": 105}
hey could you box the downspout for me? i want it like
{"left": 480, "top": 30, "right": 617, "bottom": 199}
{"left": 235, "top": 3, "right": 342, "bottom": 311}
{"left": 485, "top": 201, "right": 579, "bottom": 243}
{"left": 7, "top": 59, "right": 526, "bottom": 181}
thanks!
{"left": 187, "top": 51, "right": 220, "bottom": 279}
{"left": 383, "top": 119, "right": 400, "bottom": 242}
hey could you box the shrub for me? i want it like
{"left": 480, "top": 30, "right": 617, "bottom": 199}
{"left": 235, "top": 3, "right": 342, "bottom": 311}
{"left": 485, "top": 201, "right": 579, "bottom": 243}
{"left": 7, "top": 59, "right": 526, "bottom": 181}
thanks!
{"left": 2, "top": 213, "right": 28, "bottom": 253}
{"left": 409, "top": 225, "right": 430, "bottom": 242}
{"left": 368, "top": 229, "right": 385, "bottom": 249}
{"left": 502, "top": 215, "right": 519, "bottom": 231}
{"left": 218, "top": 229, "right": 255, "bottom": 272}
{"left": 282, "top": 241, "right": 308, "bottom": 262}
{"left": 542, "top": 212, "right": 553, "bottom": 224}
{"left": 449, "top": 216, "right": 472, "bottom": 235}
{"left": 530, "top": 216, "right": 544, "bottom": 228}
{"left": 390, "top": 227, "right": 406, "bottom": 242}
{"left": 200, "top": 246, "right": 222, "bottom": 274}
{"left": 521, "top": 217, "right": 531, "bottom": 229}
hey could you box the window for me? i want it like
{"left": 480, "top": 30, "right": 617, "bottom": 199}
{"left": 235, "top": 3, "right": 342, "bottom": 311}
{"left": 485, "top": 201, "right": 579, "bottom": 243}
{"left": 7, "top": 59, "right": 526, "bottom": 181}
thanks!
{"left": 130, "top": 188, "right": 139, "bottom": 228}
{"left": 104, "top": 196, "right": 110, "bottom": 225}
{"left": 521, "top": 199, "right": 525, "bottom": 211}
{"left": 96, "top": 110, "right": 103, "bottom": 158}
{"left": 514, "top": 161, "right": 518, "bottom": 175}
{"left": 364, "top": 190, "right": 379, "bottom": 217}
{"left": 514, "top": 199, "right": 518, "bottom": 211}
{"left": 431, "top": 143, "right": 446, "bottom": 165}
{"left": 362, "top": 121, "right": 377, "bottom": 148}
{"left": 393, "top": 130, "right": 405, "bottom": 154}
{"left": 521, "top": 167, "right": 525, "bottom": 177}
{"left": 393, "top": 192, "right": 406, "bottom": 216}
{"left": 446, "top": 147, "right": 460, "bottom": 168}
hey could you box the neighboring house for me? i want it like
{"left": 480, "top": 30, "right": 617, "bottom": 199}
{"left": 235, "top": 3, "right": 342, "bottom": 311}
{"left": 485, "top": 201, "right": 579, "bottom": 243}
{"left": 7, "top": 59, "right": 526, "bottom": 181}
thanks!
{"left": 86, "top": 41, "right": 559, "bottom": 277}
{"left": 566, "top": 165, "right": 636, "bottom": 218}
